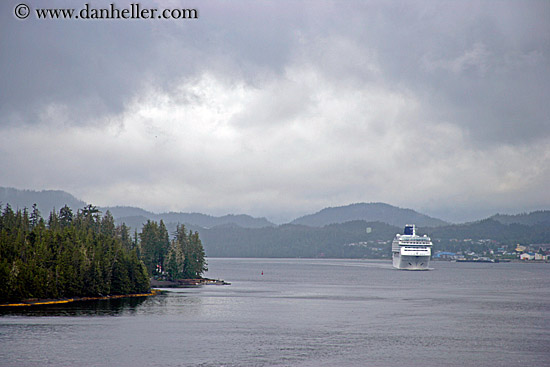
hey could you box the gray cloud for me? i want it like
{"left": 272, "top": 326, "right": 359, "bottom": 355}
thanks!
{"left": 1, "top": 0, "right": 549, "bottom": 223}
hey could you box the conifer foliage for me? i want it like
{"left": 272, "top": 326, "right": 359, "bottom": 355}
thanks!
{"left": 165, "top": 224, "right": 208, "bottom": 280}
{"left": 0, "top": 204, "right": 150, "bottom": 303}
{"left": 140, "top": 222, "right": 208, "bottom": 281}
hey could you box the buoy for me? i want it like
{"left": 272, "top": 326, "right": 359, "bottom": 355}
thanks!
{"left": 261, "top": 271, "right": 263, "bottom": 275}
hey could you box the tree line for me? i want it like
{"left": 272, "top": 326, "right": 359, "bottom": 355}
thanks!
{"left": 139, "top": 220, "right": 207, "bottom": 280}
{"left": 0, "top": 204, "right": 207, "bottom": 303}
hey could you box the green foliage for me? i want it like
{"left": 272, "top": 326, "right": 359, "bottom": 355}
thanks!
{"left": 0, "top": 204, "right": 150, "bottom": 303}
{"left": 139, "top": 220, "right": 170, "bottom": 276}
{"left": 143, "top": 223, "right": 207, "bottom": 280}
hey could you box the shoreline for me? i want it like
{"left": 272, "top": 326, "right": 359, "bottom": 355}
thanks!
{"left": 0, "top": 289, "right": 161, "bottom": 308}
{"left": 1, "top": 277, "right": 231, "bottom": 307}
{"left": 150, "top": 277, "right": 231, "bottom": 287}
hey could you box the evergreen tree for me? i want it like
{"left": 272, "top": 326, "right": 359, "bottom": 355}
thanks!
{"left": 48, "top": 210, "right": 60, "bottom": 230}
{"left": 158, "top": 220, "right": 170, "bottom": 271}
{"left": 116, "top": 223, "right": 133, "bottom": 250}
{"left": 139, "top": 220, "right": 170, "bottom": 276}
{"left": 139, "top": 220, "right": 160, "bottom": 275}
{"left": 30, "top": 203, "right": 41, "bottom": 229}
{"left": 140, "top": 222, "right": 207, "bottom": 280}
{"left": 59, "top": 205, "right": 73, "bottom": 228}
{"left": 166, "top": 224, "right": 207, "bottom": 279}
{"left": 0, "top": 204, "right": 150, "bottom": 303}
{"left": 184, "top": 230, "right": 208, "bottom": 278}
{"left": 101, "top": 210, "right": 116, "bottom": 238}
{"left": 166, "top": 226, "right": 186, "bottom": 280}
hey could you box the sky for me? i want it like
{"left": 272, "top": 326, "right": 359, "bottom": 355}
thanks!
{"left": 1, "top": 0, "right": 549, "bottom": 223}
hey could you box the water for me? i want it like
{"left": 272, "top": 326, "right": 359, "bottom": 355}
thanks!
{"left": 1, "top": 258, "right": 549, "bottom": 366}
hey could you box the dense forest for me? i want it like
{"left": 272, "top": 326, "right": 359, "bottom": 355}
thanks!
{"left": 0, "top": 204, "right": 207, "bottom": 303}
{"left": 139, "top": 220, "right": 207, "bottom": 280}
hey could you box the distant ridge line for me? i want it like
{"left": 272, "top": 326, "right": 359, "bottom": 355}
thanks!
{"left": 290, "top": 202, "right": 448, "bottom": 228}
{"left": 2, "top": 187, "right": 549, "bottom": 229}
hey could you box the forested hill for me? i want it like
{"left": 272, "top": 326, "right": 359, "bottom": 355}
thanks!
{"left": 200, "top": 221, "right": 400, "bottom": 258}
{"left": 102, "top": 206, "right": 275, "bottom": 230}
{"left": 291, "top": 203, "right": 448, "bottom": 228}
{"left": 424, "top": 218, "right": 550, "bottom": 244}
{"left": 0, "top": 203, "right": 208, "bottom": 303}
{"left": 0, "top": 204, "right": 150, "bottom": 303}
{"left": 198, "top": 215, "right": 550, "bottom": 258}
{"left": 490, "top": 211, "right": 550, "bottom": 226}
{"left": 0, "top": 187, "right": 86, "bottom": 215}
{"left": 0, "top": 188, "right": 275, "bottom": 230}
{"left": 3, "top": 188, "right": 549, "bottom": 260}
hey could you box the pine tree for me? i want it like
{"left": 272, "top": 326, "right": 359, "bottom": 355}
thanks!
{"left": 59, "top": 205, "right": 73, "bottom": 228}
{"left": 101, "top": 210, "right": 116, "bottom": 238}
{"left": 166, "top": 236, "right": 185, "bottom": 280}
{"left": 30, "top": 203, "right": 41, "bottom": 229}
{"left": 0, "top": 204, "right": 150, "bottom": 303}
{"left": 158, "top": 220, "right": 170, "bottom": 272}
{"left": 139, "top": 220, "right": 160, "bottom": 276}
{"left": 185, "top": 231, "right": 208, "bottom": 278}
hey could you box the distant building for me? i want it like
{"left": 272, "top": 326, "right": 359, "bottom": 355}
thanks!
{"left": 532, "top": 244, "right": 550, "bottom": 250}
{"left": 516, "top": 245, "right": 527, "bottom": 253}
{"left": 434, "top": 251, "right": 457, "bottom": 260}
{"left": 520, "top": 253, "right": 535, "bottom": 260}
{"left": 534, "top": 253, "right": 548, "bottom": 261}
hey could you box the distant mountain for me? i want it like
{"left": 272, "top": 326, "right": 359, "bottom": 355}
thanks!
{"left": 0, "top": 186, "right": 86, "bottom": 216}
{"left": 4, "top": 187, "right": 548, "bottom": 258}
{"left": 199, "top": 220, "right": 400, "bottom": 258}
{"left": 157, "top": 212, "right": 275, "bottom": 229}
{"left": 490, "top": 211, "right": 550, "bottom": 226}
{"left": 291, "top": 202, "right": 448, "bottom": 228}
{"left": 99, "top": 206, "right": 276, "bottom": 230}
{"left": 98, "top": 206, "right": 153, "bottom": 219}
{"left": 200, "top": 215, "right": 550, "bottom": 258}
{"left": 424, "top": 217, "right": 550, "bottom": 247}
{"left": 0, "top": 188, "right": 276, "bottom": 230}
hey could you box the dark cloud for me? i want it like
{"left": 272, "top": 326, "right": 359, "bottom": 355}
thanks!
{"left": 1, "top": 0, "right": 548, "bottom": 222}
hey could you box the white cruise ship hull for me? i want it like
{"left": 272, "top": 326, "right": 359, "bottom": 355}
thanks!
{"left": 392, "top": 252, "right": 430, "bottom": 270}
{"left": 391, "top": 224, "right": 433, "bottom": 270}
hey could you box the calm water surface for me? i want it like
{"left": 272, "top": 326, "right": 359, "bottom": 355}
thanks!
{"left": 1, "top": 258, "right": 549, "bottom": 366}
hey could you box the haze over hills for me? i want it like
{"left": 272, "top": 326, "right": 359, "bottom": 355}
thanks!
{"left": 1, "top": 187, "right": 451, "bottom": 230}
{"left": 0, "top": 187, "right": 87, "bottom": 215}
{"left": 0, "top": 187, "right": 276, "bottom": 229}
{"left": 2, "top": 187, "right": 550, "bottom": 258}
{"left": 490, "top": 211, "right": 550, "bottom": 226}
{"left": 3, "top": 187, "right": 550, "bottom": 229}
{"left": 291, "top": 202, "right": 448, "bottom": 228}
{"left": 102, "top": 206, "right": 276, "bottom": 231}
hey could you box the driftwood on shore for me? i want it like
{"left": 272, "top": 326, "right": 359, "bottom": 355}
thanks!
{"left": 150, "top": 278, "right": 231, "bottom": 287}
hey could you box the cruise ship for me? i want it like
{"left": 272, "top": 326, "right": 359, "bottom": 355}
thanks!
{"left": 392, "top": 224, "right": 432, "bottom": 270}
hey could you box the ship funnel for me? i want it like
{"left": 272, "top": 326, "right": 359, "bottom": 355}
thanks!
{"left": 404, "top": 224, "right": 416, "bottom": 236}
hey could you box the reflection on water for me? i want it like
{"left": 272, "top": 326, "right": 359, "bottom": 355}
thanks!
{"left": 0, "top": 296, "right": 149, "bottom": 317}
{"left": 1, "top": 259, "right": 549, "bottom": 367}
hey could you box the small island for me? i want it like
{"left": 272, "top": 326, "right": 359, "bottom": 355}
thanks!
{"left": 0, "top": 204, "right": 211, "bottom": 306}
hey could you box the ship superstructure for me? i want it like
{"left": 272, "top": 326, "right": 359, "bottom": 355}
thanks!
{"left": 392, "top": 224, "right": 432, "bottom": 270}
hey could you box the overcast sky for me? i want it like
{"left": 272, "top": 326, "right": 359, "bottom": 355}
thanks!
{"left": 1, "top": 0, "right": 549, "bottom": 223}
